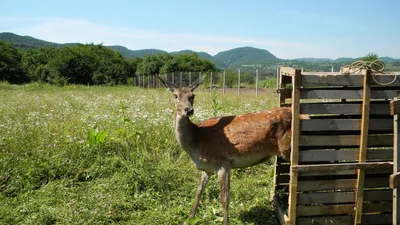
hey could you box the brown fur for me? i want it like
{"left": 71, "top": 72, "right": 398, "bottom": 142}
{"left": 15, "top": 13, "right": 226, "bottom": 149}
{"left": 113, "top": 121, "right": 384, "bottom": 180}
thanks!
{"left": 157, "top": 76, "right": 305, "bottom": 225}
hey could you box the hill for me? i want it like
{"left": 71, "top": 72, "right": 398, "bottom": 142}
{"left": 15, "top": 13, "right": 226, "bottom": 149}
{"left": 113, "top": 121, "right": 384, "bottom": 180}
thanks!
{"left": 213, "top": 46, "right": 278, "bottom": 68}
{"left": 1, "top": 32, "right": 400, "bottom": 72}
{"left": 170, "top": 50, "right": 214, "bottom": 61}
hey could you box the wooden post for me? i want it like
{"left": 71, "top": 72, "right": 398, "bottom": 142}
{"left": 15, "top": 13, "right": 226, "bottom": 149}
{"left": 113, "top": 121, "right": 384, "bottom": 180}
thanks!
{"left": 288, "top": 69, "right": 301, "bottom": 225}
{"left": 391, "top": 97, "right": 400, "bottom": 225}
{"left": 354, "top": 69, "right": 371, "bottom": 225}
{"left": 255, "top": 69, "right": 259, "bottom": 98}
{"left": 276, "top": 68, "right": 280, "bottom": 90}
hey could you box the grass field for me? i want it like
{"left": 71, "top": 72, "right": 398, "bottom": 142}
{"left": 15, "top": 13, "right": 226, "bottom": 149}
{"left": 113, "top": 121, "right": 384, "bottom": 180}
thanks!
{"left": 0, "top": 82, "right": 280, "bottom": 225}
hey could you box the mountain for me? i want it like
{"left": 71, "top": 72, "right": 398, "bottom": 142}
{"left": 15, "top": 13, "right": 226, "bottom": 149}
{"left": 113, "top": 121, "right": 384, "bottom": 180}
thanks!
{"left": 0, "top": 32, "right": 63, "bottom": 49}
{"left": 108, "top": 46, "right": 167, "bottom": 58}
{"left": 1, "top": 32, "right": 399, "bottom": 72}
{"left": 213, "top": 46, "right": 278, "bottom": 68}
{"left": 170, "top": 50, "right": 214, "bottom": 61}
{"left": 295, "top": 58, "right": 333, "bottom": 62}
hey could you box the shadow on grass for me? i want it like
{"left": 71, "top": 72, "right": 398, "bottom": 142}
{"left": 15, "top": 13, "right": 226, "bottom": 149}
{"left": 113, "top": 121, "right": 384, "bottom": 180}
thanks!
{"left": 239, "top": 205, "right": 280, "bottom": 225}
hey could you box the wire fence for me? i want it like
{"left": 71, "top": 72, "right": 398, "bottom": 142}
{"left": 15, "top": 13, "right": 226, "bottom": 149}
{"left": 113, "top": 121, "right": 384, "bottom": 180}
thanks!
{"left": 133, "top": 69, "right": 278, "bottom": 97}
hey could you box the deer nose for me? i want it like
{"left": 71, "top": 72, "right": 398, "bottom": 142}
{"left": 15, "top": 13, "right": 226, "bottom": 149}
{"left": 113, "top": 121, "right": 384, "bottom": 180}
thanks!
{"left": 184, "top": 107, "right": 194, "bottom": 115}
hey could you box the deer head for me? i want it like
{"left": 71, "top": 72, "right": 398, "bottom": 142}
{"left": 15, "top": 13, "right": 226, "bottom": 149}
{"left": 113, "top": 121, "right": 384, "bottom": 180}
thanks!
{"left": 158, "top": 76, "right": 203, "bottom": 117}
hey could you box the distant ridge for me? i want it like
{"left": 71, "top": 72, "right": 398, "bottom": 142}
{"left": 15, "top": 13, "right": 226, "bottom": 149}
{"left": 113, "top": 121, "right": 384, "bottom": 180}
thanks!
{"left": 1, "top": 32, "right": 399, "bottom": 71}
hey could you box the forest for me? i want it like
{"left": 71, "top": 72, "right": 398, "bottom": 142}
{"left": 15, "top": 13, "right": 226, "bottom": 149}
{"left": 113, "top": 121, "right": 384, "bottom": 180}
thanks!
{"left": 0, "top": 40, "right": 217, "bottom": 86}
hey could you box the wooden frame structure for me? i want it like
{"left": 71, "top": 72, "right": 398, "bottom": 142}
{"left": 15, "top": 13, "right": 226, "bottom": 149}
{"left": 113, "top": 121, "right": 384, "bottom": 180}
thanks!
{"left": 272, "top": 67, "right": 400, "bottom": 225}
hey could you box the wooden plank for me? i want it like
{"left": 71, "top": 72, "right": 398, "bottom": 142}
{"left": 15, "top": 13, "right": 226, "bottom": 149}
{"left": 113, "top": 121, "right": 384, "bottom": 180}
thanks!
{"left": 297, "top": 177, "right": 389, "bottom": 191}
{"left": 300, "top": 89, "right": 400, "bottom": 100}
{"left": 299, "top": 134, "right": 393, "bottom": 147}
{"left": 299, "top": 149, "right": 393, "bottom": 162}
{"left": 299, "top": 167, "right": 392, "bottom": 176}
{"left": 300, "top": 118, "right": 392, "bottom": 132}
{"left": 393, "top": 100, "right": 400, "bottom": 224}
{"left": 390, "top": 98, "right": 400, "bottom": 115}
{"left": 390, "top": 172, "right": 400, "bottom": 189}
{"left": 297, "top": 214, "right": 392, "bottom": 225}
{"left": 354, "top": 71, "right": 371, "bottom": 225}
{"left": 301, "top": 74, "right": 400, "bottom": 87}
{"left": 276, "top": 164, "right": 392, "bottom": 177}
{"left": 292, "top": 162, "right": 393, "bottom": 172}
{"left": 273, "top": 196, "right": 289, "bottom": 225}
{"left": 280, "top": 67, "right": 296, "bottom": 76}
{"left": 297, "top": 190, "right": 392, "bottom": 205}
{"left": 288, "top": 69, "right": 301, "bottom": 225}
{"left": 297, "top": 202, "right": 391, "bottom": 217}
{"left": 300, "top": 101, "right": 390, "bottom": 115}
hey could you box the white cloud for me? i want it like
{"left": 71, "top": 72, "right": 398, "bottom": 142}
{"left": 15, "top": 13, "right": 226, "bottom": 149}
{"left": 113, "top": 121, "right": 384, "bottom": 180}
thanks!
{"left": 3, "top": 17, "right": 318, "bottom": 58}
{"left": 4, "top": 17, "right": 397, "bottom": 59}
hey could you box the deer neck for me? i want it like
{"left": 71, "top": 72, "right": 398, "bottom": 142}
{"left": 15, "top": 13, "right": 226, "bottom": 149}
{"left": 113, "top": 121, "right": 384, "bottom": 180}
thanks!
{"left": 175, "top": 113, "right": 198, "bottom": 157}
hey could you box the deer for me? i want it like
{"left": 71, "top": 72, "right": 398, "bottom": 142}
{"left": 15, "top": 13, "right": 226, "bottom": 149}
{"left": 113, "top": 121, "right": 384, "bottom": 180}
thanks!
{"left": 157, "top": 75, "right": 305, "bottom": 225}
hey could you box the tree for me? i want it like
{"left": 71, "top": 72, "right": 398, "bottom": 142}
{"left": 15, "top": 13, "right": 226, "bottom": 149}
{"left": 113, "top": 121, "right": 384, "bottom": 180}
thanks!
{"left": 21, "top": 47, "right": 58, "bottom": 82}
{"left": 136, "top": 54, "right": 172, "bottom": 75}
{"left": 0, "top": 41, "right": 27, "bottom": 83}
{"left": 362, "top": 53, "right": 383, "bottom": 71}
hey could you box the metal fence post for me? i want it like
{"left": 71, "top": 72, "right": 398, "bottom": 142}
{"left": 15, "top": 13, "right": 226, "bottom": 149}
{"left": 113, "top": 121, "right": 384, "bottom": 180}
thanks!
{"left": 223, "top": 70, "right": 226, "bottom": 94}
{"left": 256, "top": 69, "right": 259, "bottom": 98}
{"left": 180, "top": 72, "right": 182, "bottom": 87}
{"left": 210, "top": 72, "right": 213, "bottom": 94}
{"left": 237, "top": 69, "right": 241, "bottom": 95}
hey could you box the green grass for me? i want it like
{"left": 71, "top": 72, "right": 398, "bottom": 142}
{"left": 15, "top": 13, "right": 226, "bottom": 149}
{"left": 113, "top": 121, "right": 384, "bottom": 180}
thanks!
{"left": 0, "top": 82, "right": 280, "bottom": 225}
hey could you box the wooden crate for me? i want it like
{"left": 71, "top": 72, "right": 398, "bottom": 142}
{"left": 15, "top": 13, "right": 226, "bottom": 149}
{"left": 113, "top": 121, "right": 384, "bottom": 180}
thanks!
{"left": 272, "top": 67, "right": 400, "bottom": 225}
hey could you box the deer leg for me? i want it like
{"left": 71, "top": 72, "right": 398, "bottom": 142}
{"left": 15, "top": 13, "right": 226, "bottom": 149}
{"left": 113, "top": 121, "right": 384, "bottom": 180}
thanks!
{"left": 217, "top": 166, "right": 230, "bottom": 225}
{"left": 185, "top": 171, "right": 211, "bottom": 224}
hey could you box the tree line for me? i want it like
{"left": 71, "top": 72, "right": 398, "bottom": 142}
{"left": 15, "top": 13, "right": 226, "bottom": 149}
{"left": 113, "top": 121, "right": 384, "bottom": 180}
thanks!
{"left": 0, "top": 40, "right": 217, "bottom": 86}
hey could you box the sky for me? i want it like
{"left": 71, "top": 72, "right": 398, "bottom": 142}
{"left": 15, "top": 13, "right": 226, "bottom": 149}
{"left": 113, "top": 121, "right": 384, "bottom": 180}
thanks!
{"left": 0, "top": 0, "right": 399, "bottom": 59}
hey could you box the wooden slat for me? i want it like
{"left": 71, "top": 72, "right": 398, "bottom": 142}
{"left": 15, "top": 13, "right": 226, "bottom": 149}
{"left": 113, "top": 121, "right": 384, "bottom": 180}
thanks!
{"left": 288, "top": 69, "right": 301, "bottom": 225}
{"left": 300, "top": 101, "right": 390, "bottom": 115}
{"left": 299, "top": 149, "right": 393, "bottom": 162}
{"left": 297, "top": 214, "right": 392, "bottom": 225}
{"left": 280, "top": 67, "right": 296, "bottom": 76}
{"left": 393, "top": 100, "right": 400, "bottom": 224}
{"left": 300, "top": 118, "right": 392, "bottom": 131}
{"left": 277, "top": 163, "right": 392, "bottom": 177}
{"left": 355, "top": 71, "right": 371, "bottom": 225}
{"left": 299, "top": 134, "right": 393, "bottom": 147}
{"left": 273, "top": 196, "right": 289, "bottom": 224}
{"left": 297, "top": 190, "right": 392, "bottom": 205}
{"left": 299, "top": 167, "right": 392, "bottom": 176}
{"left": 292, "top": 162, "right": 393, "bottom": 172}
{"left": 390, "top": 98, "right": 400, "bottom": 115}
{"left": 297, "top": 177, "right": 389, "bottom": 191}
{"left": 390, "top": 172, "right": 400, "bottom": 189}
{"left": 297, "top": 202, "right": 391, "bottom": 217}
{"left": 300, "top": 89, "right": 400, "bottom": 100}
{"left": 301, "top": 74, "right": 400, "bottom": 87}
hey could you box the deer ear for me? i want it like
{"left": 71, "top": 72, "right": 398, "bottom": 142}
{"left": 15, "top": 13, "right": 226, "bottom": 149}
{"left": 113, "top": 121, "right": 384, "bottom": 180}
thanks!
{"left": 157, "top": 75, "right": 176, "bottom": 92}
{"left": 189, "top": 75, "right": 205, "bottom": 91}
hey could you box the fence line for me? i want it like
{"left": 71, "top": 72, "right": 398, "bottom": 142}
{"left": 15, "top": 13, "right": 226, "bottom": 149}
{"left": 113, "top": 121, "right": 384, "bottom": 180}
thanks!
{"left": 133, "top": 69, "right": 284, "bottom": 97}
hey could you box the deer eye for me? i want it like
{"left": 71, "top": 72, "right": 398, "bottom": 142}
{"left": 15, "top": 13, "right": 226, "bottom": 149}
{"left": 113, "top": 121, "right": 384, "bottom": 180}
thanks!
{"left": 173, "top": 94, "right": 178, "bottom": 99}
{"left": 189, "top": 95, "right": 195, "bottom": 101}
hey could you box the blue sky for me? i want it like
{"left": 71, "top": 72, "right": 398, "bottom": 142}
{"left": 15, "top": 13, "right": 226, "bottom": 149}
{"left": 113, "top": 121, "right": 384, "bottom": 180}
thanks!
{"left": 1, "top": 0, "right": 399, "bottom": 59}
